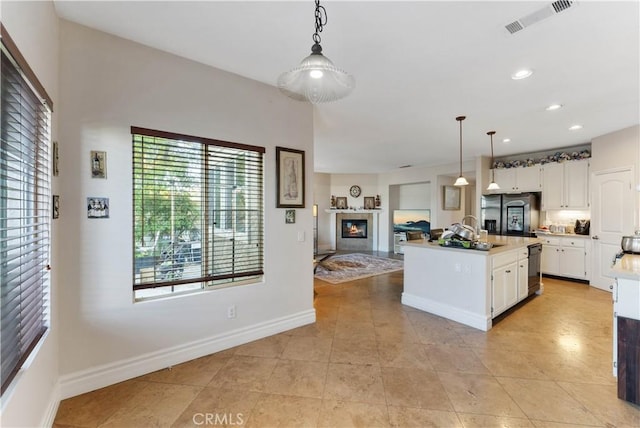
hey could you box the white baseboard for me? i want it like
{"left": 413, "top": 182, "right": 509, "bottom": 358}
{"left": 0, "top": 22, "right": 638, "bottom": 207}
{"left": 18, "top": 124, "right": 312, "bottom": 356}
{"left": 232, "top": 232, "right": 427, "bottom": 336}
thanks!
{"left": 58, "top": 309, "right": 316, "bottom": 400}
{"left": 401, "top": 293, "right": 491, "bottom": 331}
{"left": 40, "top": 383, "right": 61, "bottom": 428}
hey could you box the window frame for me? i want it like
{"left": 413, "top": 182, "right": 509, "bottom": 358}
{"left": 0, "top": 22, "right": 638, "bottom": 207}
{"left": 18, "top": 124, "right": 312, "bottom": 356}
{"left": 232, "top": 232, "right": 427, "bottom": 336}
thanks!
{"left": 0, "top": 25, "right": 52, "bottom": 395}
{"left": 131, "top": 127, "right": 265, "bottom": 299}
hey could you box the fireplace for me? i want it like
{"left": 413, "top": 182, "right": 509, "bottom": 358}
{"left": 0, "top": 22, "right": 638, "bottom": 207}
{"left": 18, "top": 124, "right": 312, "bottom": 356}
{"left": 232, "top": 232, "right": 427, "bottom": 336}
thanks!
{"left": 342, "top": 219, "right": 368, "bottom": 239}
{"left": 334, "top": 212, "right": 375, "bottom": 251}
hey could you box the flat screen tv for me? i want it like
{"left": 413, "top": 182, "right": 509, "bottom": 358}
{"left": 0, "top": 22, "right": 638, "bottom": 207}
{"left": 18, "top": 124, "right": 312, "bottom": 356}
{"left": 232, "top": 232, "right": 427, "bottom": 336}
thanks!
{"left": 393, "top": 209, "right": 431, "bottom": 235}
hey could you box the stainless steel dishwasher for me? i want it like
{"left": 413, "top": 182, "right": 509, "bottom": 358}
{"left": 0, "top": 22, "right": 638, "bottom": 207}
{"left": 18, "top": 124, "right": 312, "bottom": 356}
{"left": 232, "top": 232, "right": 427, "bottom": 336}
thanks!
{"left": 527, "top": 243, "right": 542, "bottom": 295}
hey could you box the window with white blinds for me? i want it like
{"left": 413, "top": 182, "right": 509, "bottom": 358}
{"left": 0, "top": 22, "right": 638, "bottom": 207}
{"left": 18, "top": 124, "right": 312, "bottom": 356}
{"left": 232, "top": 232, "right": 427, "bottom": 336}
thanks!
{"left": 132, "top": 127, "right": 265, "bottom": 299}
{"left": 1, "top": 27, "right": 52, "bottom": 395}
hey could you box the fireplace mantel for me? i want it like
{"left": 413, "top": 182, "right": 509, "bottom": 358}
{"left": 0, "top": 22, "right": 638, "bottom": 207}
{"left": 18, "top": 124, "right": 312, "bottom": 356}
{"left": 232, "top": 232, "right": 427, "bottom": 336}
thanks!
{"left": 325, "top": 209, "right": 382, "bottom": 251}
{"left": 325, "top": 209, "right": 384, "bottom": 214}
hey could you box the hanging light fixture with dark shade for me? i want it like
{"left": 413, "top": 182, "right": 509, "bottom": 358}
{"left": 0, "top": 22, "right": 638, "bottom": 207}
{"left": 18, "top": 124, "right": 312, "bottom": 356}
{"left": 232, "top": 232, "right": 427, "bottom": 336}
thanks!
{"left": 454, "top": 116, "right": 469, "bottom": 186}
{"left": 486, "top": 131, "right": 501, "bottom": 191}
{"left": 278, "top": 0, "right": 355, "bottom": 103}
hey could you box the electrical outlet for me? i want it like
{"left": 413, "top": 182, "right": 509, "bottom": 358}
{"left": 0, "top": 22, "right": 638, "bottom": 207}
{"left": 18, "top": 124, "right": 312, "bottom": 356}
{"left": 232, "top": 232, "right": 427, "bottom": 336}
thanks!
{"left": 227, "top": 305, "right": 236, "bottom": 319}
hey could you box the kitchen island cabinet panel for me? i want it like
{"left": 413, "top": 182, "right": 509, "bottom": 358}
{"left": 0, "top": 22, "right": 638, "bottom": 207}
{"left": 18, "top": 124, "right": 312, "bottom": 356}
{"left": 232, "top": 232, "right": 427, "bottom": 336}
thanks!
{"left": 492, "top": 260, "right": 518, "bottom": 317}
{"left": 617, "top": 316, "right": 640, "bottom": 405}
{"left": 401, "top": 236, "right": 540, "bottom": 331}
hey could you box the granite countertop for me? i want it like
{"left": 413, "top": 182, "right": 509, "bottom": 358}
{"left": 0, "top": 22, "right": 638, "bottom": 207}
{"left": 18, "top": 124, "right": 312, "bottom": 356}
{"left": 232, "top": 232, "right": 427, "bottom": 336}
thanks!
{"left": 611, "top": 254, "right": 640, "bottom": 281}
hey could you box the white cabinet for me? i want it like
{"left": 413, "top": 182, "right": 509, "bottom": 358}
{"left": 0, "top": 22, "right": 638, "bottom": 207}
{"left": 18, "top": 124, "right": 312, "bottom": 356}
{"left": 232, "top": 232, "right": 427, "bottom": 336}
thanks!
{"left": 492, "top": 260, "right": 518, "bottom": 317}
{"left": 540, "top": 236, "right": 589, "bottom": 280}
{"left": 491, "top": 249, "right": 528, "bottom": 317}
{"left": 394, "top": 232, "right": 406, "bottom": 255}
{"left": 492, "top": 166, "right": 541, "bottom": 193}
{"left": 517, "top": 250, "right": 529, "bottom": 300}
{"left": 541, "top": 159, "right": 589, "bottom": 210}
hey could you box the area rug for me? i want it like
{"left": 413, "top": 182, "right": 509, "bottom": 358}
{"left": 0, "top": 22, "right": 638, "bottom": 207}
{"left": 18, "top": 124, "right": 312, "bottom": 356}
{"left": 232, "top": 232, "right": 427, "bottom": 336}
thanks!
{"left": 314, "top": 253, "right": 404, "bottom": 284}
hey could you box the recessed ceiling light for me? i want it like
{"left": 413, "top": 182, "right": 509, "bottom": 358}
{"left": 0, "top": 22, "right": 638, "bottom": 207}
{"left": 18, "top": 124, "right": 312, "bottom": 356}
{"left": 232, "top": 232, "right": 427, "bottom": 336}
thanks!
{"left": 546, "top": 104, "right": 563, "bottom": 111}
{"left": 511, "top": 69, "right": 533, "bottom": 80}
{"left": 569, "top": 124, "right": 583, "bottom": 131}
{"left": 502, "top": 138, "right": 511, "bottom": 143}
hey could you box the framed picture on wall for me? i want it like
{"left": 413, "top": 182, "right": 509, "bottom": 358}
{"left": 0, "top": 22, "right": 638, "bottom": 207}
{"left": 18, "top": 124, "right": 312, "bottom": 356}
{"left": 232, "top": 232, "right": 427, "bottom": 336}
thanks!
{"left": 335, "top": 197, "right": 347, "bottom": 209}
{"left": 364, "top": 196, "right": 375, "bottom": 210}
{"left": 87, "top": 197, "right": 109, "bottom": 219}
{"left": 442, "top": 185, "right": 461, "bottom": 210}
{"left": 91, "top": 150, "right": 107, "bottom": 179}
{"left": 276, "top": 146, "right": 305, "bottom": 208}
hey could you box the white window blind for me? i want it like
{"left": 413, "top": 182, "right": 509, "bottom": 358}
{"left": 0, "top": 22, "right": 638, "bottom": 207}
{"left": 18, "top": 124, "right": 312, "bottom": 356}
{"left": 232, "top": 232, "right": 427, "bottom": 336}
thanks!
{"left": 132, "top": 127, "right": 264, "bottom": 299}
{"left": 1, "top": 26, "right": 52, "bottom": 395}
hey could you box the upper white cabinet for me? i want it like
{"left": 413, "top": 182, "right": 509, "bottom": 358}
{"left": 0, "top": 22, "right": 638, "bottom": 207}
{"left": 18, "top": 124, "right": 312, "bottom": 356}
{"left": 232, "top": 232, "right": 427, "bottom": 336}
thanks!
{"left": 492, "top": 166, "right": 541, "bottom": 193}
{"left": 541, "top": 159, "right": 589, "bottom": 210}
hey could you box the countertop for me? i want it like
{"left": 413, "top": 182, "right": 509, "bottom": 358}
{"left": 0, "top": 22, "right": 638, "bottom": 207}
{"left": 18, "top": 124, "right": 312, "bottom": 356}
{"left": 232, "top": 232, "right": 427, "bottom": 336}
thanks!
{"left": 401, "top": 235, "right": 541, "bottom": 256}
{"left": 610, "top": 254, "right": 640, "bottom": 281}
{"left": 536, "top": 232, "right": 591, "bottom": 239}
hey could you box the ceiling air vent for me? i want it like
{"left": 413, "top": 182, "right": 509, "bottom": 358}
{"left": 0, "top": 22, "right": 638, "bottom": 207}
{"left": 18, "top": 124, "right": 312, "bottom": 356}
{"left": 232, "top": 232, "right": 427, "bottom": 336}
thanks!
{"left": 552, "top": 0, "right": 574, "bottom": 13}
{"left": 505, "top": 1, "right": 577, "bottom": 35}
{"left": 505, "top": 21, "right": 524, "bottom": 34}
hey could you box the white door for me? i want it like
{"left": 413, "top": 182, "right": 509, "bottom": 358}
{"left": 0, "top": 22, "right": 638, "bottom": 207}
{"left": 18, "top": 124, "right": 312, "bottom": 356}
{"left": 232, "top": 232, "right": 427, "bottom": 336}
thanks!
{"left": 591, "top": 168, "right": 635, "bottom": 291}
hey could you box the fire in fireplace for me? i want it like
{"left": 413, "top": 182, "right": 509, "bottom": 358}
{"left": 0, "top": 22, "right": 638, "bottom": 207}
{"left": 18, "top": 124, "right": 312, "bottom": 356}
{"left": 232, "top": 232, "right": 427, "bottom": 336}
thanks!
{"left": 342, "top": 219, "right": 368, "bottom": 239}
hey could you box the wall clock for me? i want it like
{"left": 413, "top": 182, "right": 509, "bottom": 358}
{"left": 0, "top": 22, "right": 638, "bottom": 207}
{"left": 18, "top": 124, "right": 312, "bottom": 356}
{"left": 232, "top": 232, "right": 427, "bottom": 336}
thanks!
{"left": 349, "top": 185, "right": 362, "bottom": 198}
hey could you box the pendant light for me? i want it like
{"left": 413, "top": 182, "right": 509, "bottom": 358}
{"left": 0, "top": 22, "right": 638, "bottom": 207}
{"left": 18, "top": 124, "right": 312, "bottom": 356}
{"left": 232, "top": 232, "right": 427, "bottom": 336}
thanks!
{"left": 454, "top": 116, "right": 469, "bottom": 186}
{"left": 486, "top": 131, "right": 500, "bottom": 191}
{"left": 278, "top": 0, "right": 355, "bottom": 104}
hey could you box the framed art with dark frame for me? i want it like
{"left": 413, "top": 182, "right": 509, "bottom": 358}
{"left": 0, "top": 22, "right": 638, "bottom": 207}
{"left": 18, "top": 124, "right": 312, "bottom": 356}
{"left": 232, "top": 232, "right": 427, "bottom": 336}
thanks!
{"left": 364, "top": 196, "right": 375, "bottom": 210}
{"left": 276, "top": 146, "right": 305, "bottom": 208}
{"left": 442, "top": 185, "right": 461, "bottom": 210}
{"left": 335, "top": 197, "right": 348, "bottom": 209}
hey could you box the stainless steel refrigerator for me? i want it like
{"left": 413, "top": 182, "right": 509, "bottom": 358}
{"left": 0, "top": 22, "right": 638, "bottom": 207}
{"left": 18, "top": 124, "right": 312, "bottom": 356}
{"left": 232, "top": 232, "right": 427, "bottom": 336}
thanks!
{"left": 480, "top": 194, "right": 501, "bottom": 234}
{"left": 481, "top": 193, "right": 540, "bottom": 236}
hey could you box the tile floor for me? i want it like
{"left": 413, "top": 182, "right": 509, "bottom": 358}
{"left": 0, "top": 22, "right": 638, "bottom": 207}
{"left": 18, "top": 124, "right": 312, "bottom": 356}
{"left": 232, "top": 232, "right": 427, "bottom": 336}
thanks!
{"left": 54, "top": 272, "right": 640, "bottom": 427}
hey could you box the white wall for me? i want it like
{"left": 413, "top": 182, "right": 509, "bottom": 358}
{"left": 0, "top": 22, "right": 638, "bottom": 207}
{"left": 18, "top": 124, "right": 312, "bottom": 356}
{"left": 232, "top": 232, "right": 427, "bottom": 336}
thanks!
{"left": 1, "top": 2, "right": 60, "bottom": 427}
{"left": 313, "top": 173, "right": 332, "bottom": 251}
{"left": 398, "top": 182, "right": 430, "bottom": 209}
{"left": 591, "top": 124, "right": 640, "bottom": 228}
{"left": 329, "top": 173, "right": 380, "bottom": 209}
{"left": 376, "top": 160, "right": 474, "bottom": 251}
{"left": 56, "top": 20, "right": 315, "bottom": 398}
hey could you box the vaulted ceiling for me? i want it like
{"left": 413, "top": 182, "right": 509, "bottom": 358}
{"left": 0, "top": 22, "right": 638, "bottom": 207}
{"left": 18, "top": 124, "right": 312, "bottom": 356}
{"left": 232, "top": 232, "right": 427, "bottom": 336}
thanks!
{"left": 54, "top": 1, "right": 640, "bottom": 173}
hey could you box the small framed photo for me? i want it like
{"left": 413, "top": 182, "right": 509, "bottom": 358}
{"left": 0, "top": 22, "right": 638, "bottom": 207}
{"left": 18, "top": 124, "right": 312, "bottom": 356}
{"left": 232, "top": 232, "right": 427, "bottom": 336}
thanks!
{"left": 52, "top": 141, "right": 59, "bottom": 176}
{"left": 335, "top": 197, "right": 348, "bottom": 209}
{"left": 87, "top": 197, "right": 109, "bottom": 219}
{"left": 285, "top": 209, "right": 296, "bottom": 224}
{"left": 364, "top": 196, "right": 375, "bottom": 210}
{"left": 91, "top": 150, "right": 107, "bottom": 179}
{"left": 276, "top": 146, "right": 305, "bottom": 208}
{"left": 442, "top": 185, "right": 461, "bottom": 211}
{"left": 52, "top": 195, "right": 60, "bottom": 219}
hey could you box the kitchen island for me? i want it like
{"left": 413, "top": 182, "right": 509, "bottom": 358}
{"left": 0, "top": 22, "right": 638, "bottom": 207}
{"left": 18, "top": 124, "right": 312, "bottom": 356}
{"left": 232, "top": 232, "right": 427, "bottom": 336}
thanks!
{"left": 401, "top": 235, "right": 541, "bottom": 331}
{"left": 609, "top": 254, "right": 640, "bottom": 405}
